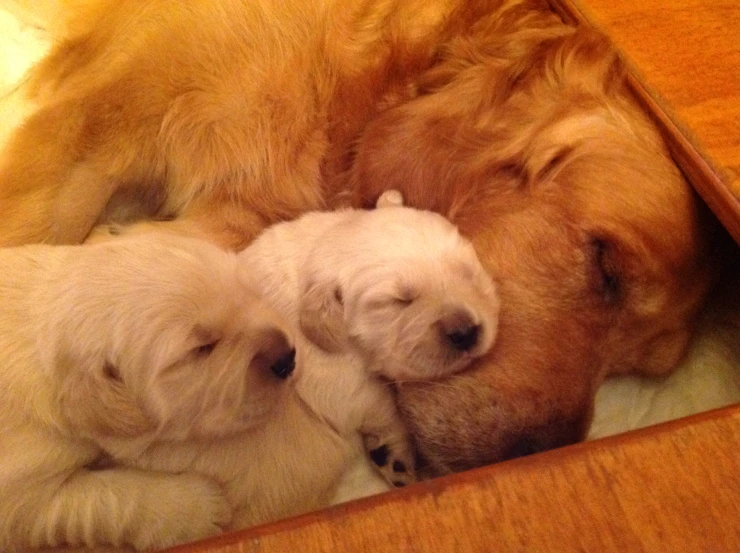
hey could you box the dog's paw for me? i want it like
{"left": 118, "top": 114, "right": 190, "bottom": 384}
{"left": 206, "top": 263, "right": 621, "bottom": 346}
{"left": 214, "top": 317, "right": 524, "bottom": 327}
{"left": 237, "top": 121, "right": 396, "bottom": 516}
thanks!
{"left": 375, "top": 190, "right": 404, "bottom": 209}
{"left": 364, "top": 433, "right": 416, "bottom": 488}
{"left": 129, "top": 474, "right": 232, "bottom": 550}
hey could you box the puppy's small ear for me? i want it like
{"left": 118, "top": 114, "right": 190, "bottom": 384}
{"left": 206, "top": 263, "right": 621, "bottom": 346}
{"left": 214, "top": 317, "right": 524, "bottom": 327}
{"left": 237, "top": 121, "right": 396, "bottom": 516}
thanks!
{"left": 56, "top": 352, "right": 155, "bottom": 443}
{"left": 376, "top": 190, "right": 404, "bottom": 208}
{"left": 299, "top": 278, "right": 347, "bottom": 353}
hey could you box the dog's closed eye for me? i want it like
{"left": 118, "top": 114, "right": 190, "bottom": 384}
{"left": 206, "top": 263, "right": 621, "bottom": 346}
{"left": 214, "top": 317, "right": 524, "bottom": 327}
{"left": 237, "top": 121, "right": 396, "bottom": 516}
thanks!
{"left": 535, "top": 147, "right": 574, "bottom": 183}
{"left": 590, "top": 237, "right": 622, "bottom": 304}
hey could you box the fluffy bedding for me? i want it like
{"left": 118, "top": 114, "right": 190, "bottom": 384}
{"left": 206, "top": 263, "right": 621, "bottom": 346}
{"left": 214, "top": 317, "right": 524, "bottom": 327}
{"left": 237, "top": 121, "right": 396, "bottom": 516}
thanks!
{"left": 1, "top": 0, "right": 738, "bottom": 456}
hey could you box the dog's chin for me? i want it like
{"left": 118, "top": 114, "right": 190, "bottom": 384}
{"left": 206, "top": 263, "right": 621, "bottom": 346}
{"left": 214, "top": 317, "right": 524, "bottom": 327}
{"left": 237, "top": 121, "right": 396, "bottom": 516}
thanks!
{"left": 393, "top": 367, "right": 595, "bottom": 476}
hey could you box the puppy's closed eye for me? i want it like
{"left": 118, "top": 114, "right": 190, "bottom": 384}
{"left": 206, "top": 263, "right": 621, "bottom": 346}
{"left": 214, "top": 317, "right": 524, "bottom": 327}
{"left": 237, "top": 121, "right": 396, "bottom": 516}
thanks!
{"left": 194, "top": 342, "right": 218, "bottom": 357}
{"left": 103, "top": 361, "right": 122, "bottom": 381}
{"left": 191, "top": 325, "right": 222, "bottom": 358}
{"left": 394, "top": 285, "right": 418, "bottom": 306}
{"left": 367, "top": 284, "right": 418, "bottom": 309}
{"left": 366, "top": 292, "right": 416, "bottom": 310}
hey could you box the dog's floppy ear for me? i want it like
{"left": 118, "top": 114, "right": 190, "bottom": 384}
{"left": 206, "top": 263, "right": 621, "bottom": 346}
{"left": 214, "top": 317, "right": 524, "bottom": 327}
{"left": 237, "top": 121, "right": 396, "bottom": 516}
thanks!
{"left": 299, "top": 277, "right": 347, "bottom": 353}
{"left": 56, "top": 350, "right": 155, "bottom": 444}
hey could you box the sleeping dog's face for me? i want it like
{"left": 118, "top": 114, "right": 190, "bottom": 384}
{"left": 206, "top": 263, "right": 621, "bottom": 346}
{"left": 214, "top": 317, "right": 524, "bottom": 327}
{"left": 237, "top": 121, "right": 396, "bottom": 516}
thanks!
{"left": 346, "top": 24, "right": 715, "bottom": 473}
{"left": 53, "top": 235, "right": 296, "bottom": 454}
{"left": 299, "top": 207, "right": 499, "bottom": 381}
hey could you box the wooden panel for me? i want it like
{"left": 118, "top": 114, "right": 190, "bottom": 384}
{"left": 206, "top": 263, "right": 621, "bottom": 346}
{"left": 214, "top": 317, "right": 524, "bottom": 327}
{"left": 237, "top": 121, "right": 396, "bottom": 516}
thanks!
{"left": 550, "top": 0, "right": 740, "bottom": 243}
{"left": 165, "top": 404, "right": 740, "bottom": 553}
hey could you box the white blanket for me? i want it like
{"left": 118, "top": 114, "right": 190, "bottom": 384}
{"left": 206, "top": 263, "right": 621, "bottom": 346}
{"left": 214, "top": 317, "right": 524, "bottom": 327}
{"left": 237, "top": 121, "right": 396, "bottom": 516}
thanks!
{"left": 1, "top": 0, "right": 738, "bottom": 458}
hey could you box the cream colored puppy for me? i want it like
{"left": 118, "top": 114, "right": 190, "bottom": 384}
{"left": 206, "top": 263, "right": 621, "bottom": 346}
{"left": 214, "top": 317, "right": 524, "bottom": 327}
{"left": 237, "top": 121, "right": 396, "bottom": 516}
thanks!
{"left": 126, "top": 194, "right": 500, "bottom": 531}
{"left": 0, "top": 234, "right": 296, "bottom": 552}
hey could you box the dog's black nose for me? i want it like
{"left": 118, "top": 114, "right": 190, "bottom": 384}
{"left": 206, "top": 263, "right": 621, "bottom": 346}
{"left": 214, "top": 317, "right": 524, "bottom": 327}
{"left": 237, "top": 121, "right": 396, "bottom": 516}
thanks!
{"left": 270, "top": 348, "right": 296, "bottom": 379}
{"left": 255, "top": 328, "right": 296, "bottom": 380}
{"left": 440, "top": 309, "right": 480, "bottom": 352}
{"left": 447, "top": 324, "right": 480, "bottom": 351}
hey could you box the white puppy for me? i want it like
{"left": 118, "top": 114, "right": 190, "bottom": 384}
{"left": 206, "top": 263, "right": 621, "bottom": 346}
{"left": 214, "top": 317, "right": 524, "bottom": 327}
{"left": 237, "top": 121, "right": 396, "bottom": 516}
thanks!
{"left": 0, "top": 234, "right": 296, "bottom": 552}
{"left": 127, "top": 193, "right": 499, "bottom": 534}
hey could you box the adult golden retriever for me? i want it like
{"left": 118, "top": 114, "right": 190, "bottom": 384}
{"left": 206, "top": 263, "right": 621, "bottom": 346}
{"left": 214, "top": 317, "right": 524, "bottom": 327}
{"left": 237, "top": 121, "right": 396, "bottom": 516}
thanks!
{"left": 0, "top": 0, "right": 715, "bottom": 474}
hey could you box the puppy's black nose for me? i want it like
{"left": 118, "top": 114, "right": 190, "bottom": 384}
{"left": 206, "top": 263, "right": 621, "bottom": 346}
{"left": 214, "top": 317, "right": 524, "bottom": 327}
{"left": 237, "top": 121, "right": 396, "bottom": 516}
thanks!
{"left": 255, "top": 328, "right": 296, "bottom": 380}
{"left": 271, "top": 348, "right": 296, "bottom": 379}
{"left": 440, "top": 309, "right": 480, "bottom": 352}
{"left": 447, "top": 324, "right": 480, "bottom": 351}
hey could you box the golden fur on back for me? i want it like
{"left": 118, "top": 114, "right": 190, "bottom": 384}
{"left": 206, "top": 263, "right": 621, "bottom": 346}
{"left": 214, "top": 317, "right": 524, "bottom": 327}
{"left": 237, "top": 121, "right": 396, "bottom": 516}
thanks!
{"left": 0, "top": 0, "right": 716, "bottom": 473}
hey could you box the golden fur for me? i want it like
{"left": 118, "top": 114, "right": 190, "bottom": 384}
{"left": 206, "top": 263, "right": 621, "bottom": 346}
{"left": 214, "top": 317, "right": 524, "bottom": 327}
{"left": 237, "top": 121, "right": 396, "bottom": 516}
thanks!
{"left": 0, "top": 0, "right": 715, "bottom": 473}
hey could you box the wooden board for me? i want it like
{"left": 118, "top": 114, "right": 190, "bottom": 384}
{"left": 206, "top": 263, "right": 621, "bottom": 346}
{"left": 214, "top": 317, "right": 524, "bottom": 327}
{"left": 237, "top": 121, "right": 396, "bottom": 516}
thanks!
{"left": 166, "top": 404, "right": 740, "bottom": 553}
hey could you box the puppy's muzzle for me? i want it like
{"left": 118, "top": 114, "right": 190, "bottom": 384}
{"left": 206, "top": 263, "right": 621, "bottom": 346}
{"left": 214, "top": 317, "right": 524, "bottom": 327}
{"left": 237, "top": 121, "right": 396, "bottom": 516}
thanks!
{"left": 256, "top": 328, "right": 297, "bottom": 379}
{"left": 271, "top": 348, "right": 296, "bottom": 379}
{"left": 439, "top": 309, "right": 480, "bottom": 352}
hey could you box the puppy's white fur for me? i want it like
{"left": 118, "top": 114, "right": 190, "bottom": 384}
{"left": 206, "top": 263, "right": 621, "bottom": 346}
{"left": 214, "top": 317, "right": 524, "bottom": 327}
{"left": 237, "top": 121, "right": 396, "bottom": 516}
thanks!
{"left": 0, "top": 234, "right": 295, "bottom": 552}
{"left": 127, "top": 197, "right": 499, "bottom": 533}
{"left": 294, "top": 205, "right": 500, "bottom": 381}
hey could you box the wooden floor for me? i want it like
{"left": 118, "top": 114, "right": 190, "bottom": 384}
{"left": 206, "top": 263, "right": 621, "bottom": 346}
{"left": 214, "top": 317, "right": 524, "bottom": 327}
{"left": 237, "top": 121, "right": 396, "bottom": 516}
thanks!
{"left": 169, "top": 405, "right": 740, "bottom": 553}
{"left": 166, "top": 1, "right": 740, "bottom": 551}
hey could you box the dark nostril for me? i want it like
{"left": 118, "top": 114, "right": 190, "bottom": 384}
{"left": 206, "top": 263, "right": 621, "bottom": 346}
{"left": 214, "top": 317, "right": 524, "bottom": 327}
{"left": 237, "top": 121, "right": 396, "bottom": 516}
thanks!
{"left": 447, "top": 324, "right": 480, "bottom": 351}
{"left": 270, "top": 348, "right": 296, "bottom": 379}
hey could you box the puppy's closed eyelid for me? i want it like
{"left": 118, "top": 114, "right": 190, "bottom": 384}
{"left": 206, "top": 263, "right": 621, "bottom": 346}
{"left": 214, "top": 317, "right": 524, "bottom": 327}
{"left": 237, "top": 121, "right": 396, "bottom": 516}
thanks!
{"left": 103, "top": 361, "right": 121, "bottom": 381}
{"left": 333, "top": 287, "right": 343, "bottom": 304}
{"left": 365, "top": 295, "right": 413, "bottom": 310}
{"left": 395, "top": 284, "right": 418, "bottom": 305}
{"left": 195, "top": 342, "right": 218, "bottom": 356}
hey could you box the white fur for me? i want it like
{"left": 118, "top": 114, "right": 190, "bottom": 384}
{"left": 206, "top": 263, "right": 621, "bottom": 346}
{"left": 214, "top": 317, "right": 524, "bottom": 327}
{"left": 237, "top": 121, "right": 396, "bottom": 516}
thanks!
{"left": 292, "top": 206, "right": 500, "bottom": 380}
{"left": 0, "top": 233, "right": 295, "bottom": 551}
{"left": 126, "top": 199, "right": 499, "bottom": 533}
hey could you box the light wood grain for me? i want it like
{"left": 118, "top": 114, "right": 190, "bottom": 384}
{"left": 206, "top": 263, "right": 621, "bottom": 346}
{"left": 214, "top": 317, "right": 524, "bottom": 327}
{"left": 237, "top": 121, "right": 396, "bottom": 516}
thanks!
{"left": 165, "top": 404, "right": 740, "bottom": 553}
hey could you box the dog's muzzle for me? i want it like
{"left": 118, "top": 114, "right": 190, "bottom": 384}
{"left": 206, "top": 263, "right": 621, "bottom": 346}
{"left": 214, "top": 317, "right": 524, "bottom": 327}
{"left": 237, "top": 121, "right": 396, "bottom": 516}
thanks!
{"left": 256, "top": 328, "right": 297, "bottom": 379}
{"left": 271, "top": 348, "right": 296, "bottom": 379}
{"left": 439, "top": 309, "right": 480, "bottom": 352}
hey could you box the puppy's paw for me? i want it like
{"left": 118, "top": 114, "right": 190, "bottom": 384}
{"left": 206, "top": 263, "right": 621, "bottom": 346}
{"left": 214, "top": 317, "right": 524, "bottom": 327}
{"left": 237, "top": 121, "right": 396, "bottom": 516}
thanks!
{"left": 375, "top": 190, "right": 404, "bottom": 209}
{"left": 130, "top": 474, "right": 232, "bottom": 550}
{"left": 364, "top": 433, "right": 416, "bottom": 488}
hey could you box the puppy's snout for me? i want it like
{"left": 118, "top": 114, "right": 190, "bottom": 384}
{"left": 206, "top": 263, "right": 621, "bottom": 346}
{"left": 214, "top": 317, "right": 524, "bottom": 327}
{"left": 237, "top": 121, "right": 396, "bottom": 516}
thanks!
{"left": 255, "top": 329, "right": 296, "bottom": 380}
{"left": 448, "top": 324, "right": 480, "bottom": 352}
{"left": 439, "top": 310, "right": 480, "bottom": 352}
{"left": 271, "top": 348, "right": 296, "bottom": 379}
